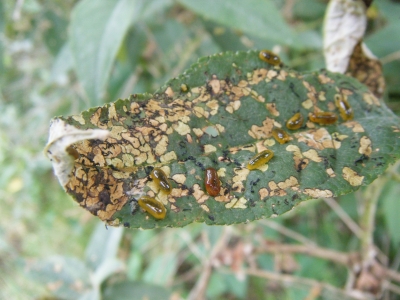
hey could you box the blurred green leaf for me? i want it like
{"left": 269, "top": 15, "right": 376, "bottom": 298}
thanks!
{"left": 42, "top": 9, "right": 68, "bottom": 55}
{"left": 177, "top": 0, "right": 302, "bottom": 48}
{"left": 366, "top": 22, "right": 400, "bottom": 95}
{"left": 69, "top": 0, "right": 138, "bottom": 105}
{"left": 293, "top": 0, "right": 326, "bottom": 21}
{"left": 85, "top": 223, "right": 124, "bottom": 274}
{"left": 206, "top": 272, "right": 248, "bottom": 299}
{"left": 381, "top": 180, "right": 400, "bottom": 247}
{"left": 79, "top": 290, "right": 101, "bottom": 300}
{"left": 102, "top": 281, "right": 172, "bottom": 300}
{"left": 127, "top": 251, "right": 142, "bottom": 280}
{"left": 0, "top": 0, "right": 4, "bottom": 74}
{"left": 25, "top": 256, "right": 91, "bottom": 300}
{"left": 143, "top": 252, "right": 178, "bottom": 285}
{"left": 51, "top": 42, "right": 74, "bottom": 84}
{"left": 125, "top": 25, "right": 148, "bottom": 70}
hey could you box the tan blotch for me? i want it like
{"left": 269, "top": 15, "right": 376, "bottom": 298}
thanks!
{"left": 72, "top": 115, "right": 86, "bottom": 125}
{"left": 318, "top": 74, "right": 334, "bottom": 84}
{"left": 302, "top": 149, "right": 323, "bottom": 163}
{"left": 295, "top": 128, "right": 335, "bottom": 150}
{"left": 248, "top": 117, "right": 275, "bottom": 139}
{"left": 217, "top": 168, "right": 226, "bottom": 177}
{"left": 192, "top": 128, "right": 203, "bottom": 137}
{"left": 160, "top": 151, "right": 177, "bottom": 163}
{"left": 249, "top": 68, "right": 268, "bottom": 85}
{"left": 277, "top": 70, "right": 287, "bottom": 81}
{"left": 318, "top": 91, "right": 326, "bottom": 101}
{"left": 392, "top": 126, "right": 400, "bottom": 133}
{"left": 225, "top": 197, "right": 247, "bottom": 209}
{"left": 215, "top": 124, "right": 225, "bottom": 133}
{"left": 342, "top": 167, "right": 364, "bottom": 186}
{"left": 259, "top": 188, "right": 269, "bottom": 199}
{"left": 343, "top": 121, "right": 365, "bottom": 133}
{"left": 232, "top": 168, "right": 250, "bottom": 192}
{"left": 359, "top": 136, "right": 372, "bottom": 156}
{"left": 266, "top": 103, "right": 280, "bottom": 116}
{"left": 326, "top": 168, "right": 336, "bottom": 177}
{"left": 209, "top": 76, "right": 221, "bottom": 94}
{"left": 171, "top": 188, "right": 189, "bottom": 198}
{"left": 363, "top": 92, "right": 380, "bottom": 106}
{"left": 303, "top": 189, "right": 333, "bottom": 198}
{"left": 173, "top": 121, "right": 191, "bottom": 136}
{"left": 201, "top": 204, "right": 210, "bottom": 212}
{"left": 193, "top": 184, "right": 209, "bottom": 203}
{"left": 108, "top": 103, "right": 118, "bottom": 121}
{"left": 286, "top": 145, "right": 309, "bottom": 171}
{"left": 165, "top": 87, "right": 174, "bottom": 97}
{"left": 302, "top": 99, "right": 313, "bottom": 109}
{"left": 204, "top": 144, "right": 217, "bottom": 154}
{"left": 278, "top": 176, "right": 299, "bottom": 190}
{"left": 155, "top": 192, "right": 168, "bottom": 206}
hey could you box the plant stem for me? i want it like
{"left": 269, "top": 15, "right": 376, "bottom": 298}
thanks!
{"left": 359, "top": 177, "right": 386, "bottom": 265}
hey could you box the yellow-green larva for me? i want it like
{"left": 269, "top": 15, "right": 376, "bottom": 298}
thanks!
{"left": 286, "top": 112, "right": 304, "bottom": 130}
{"left": 309, "top": 111, "right": 338, "bottom": 125}
{"left": 335, "top": 95, "right": 354, "bottom": 121}
{"left": 271, "top": 128, "right": 291, "bottom": 144}
{"left": 247, "top": 150, "right": 274, "bottom": 170}
{"left": 150, "top": 168, "right": 172, "bottom": 194}
{"left": 259, "top": 50, "right": 281, "bottom": 66}
{"left": 138, "top": 196, "right": 166, "bottom": 220}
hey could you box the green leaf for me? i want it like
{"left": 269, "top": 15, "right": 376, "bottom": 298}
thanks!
{"left": 142, "top": 252, "right": 178, "bottom": 285}
{"left": 42, "top": 9, "right": 68, "bottom": 56}
{"left": 102, "top": 281, "right": 172, "bottom": 300}
{"left": 69, "top": 0, "right": 138, "bottom": 105}
{"left": 0, "top": 0, "right": 5, "bottom": 74}
{"left": 25, "top": 256, "right": 91, "bottom": 299}
{"left": 46, "top": 50, "right": 400, "bottom": 229}
{"left": 365, "top": 22, "right": 400, "bottom": 94}
{"left": 85, "top": 223, "right": 124, "bottom": 285}
{"left": 176, "top": 0, "right": 300, "bottom": 48}
{"left": 381, "top": 180, "right": 400, "bottom": 247}
{"left": 51, "top": 42, "right": 74, "bottom": 84}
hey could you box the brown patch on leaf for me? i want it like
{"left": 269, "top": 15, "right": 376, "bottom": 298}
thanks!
{"left": 359, "top": 136, "right": 372, "bottom": 156}
{"left": 232, "top": 168, "right": 250, "bottom": 192}
{"left": 343, "top": 121, "right": 365, "bottom": 133}
{"left": 342, "top": 167, "right": 364, "bottom": 186}
{"left": 268, "top": 176, "right": 299, "bottom": 196}
{"left": 302, "top": 149, "right": 323, "bottom": 163}
{"left": 295, "top": 128, "right": 334, "bottom": 150}
{"left": 303, "top": 188, "right": 333, "bottom": 198}
{"left": 225, "top": 197, "right": 247, "bottom": 209}
{"left": 266, "top": 103, "right": 280, "bottom": 116}
{"left": 346, "top": 42, "right": 385, "bottom": 99}
{"left": 66, "top": 166, "right": 129, "bottom": 221}
{"left": 248, "top": 117, "right": 275, "bottom": 139}
{"left": 259, "top": 188, "right": 269, "bottom": 199}
{"left": 326, "top": 168, "right": 336, "bottom": 177}
{"left": 363, "top": 92, "right": 381, "bottom": 106}
{"left": 318, "top": 74, "right": 334, "bottom": 84}
{"left": 193, "top": 184, "right": 209, "bottom": 204}
{"left": 286, "top": 145, "right": 309, "bottom": 171}
{"left": 249, "top": 68, "right": 268, "bottom": 84}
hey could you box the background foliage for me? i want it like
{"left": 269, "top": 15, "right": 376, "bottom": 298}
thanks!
{"left": 1, "top": 0, "right": 400, "bottom": 299}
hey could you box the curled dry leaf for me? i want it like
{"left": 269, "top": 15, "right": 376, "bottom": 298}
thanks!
{"left": 323, "top": 0, "right": 367, "bottom": 73}
{"left": 46, "top": 50, "right": 400, "bottom": 229}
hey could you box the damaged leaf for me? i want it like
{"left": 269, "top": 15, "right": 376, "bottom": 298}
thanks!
{"left": 46, "top": 50, "right": 400, "bottom": 229}
{"left": 345, "top": 42, "right": 385, "bottom": 99}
